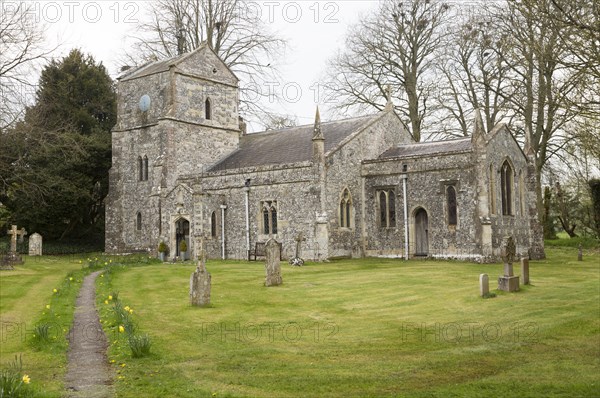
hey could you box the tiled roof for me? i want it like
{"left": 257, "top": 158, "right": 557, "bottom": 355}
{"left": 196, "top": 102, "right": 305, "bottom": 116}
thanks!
{"left": 380, "top": 138, "right": 472, "bottom": 159}
{"left": 209, "top": 115, "right": 378, "bottom": 172}
{"left": 118, "top": 54, "right": 186, "bottom": 82}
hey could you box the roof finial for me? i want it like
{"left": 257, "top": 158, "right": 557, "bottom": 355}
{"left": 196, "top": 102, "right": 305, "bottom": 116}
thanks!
{"left": 313, "top": 106, "right": 324, "bottom": 140}
{"left": 385, "top": 85, "right": 393, "bottom": 111}
{"left": 473, "top": 108, "right": 485, "bottom": 136}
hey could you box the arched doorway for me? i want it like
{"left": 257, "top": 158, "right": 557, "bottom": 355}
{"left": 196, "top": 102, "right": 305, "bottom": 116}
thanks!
{"left": 414, "top": 208, "right": 429, "bottom": 256}
{"left": 175, "top": 218, "right": 190, "bottom": 258}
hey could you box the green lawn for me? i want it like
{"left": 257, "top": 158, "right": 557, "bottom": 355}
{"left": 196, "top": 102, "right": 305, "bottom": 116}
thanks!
{"left": 96, "top": 247, "right": 600, "bottom": 398}
{"left": 1, "top": 247, "right": 598, "bottom": 397}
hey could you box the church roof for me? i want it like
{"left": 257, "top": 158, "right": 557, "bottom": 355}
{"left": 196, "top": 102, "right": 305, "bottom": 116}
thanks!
{"left": 209, "top": 114, "right": 379, "bottom": 171}
{"left": 119, "top": 54, "right": 187, "bottom": 81}
{"left": 380, "top": 137, "right": 472, "bottom": 159}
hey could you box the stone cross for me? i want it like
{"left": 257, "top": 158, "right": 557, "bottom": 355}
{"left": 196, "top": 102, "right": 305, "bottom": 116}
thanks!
{"left": 520, "top": 257, "right": 530, "bottom": 285}
{"left": 264, "top": 238, "right": 283, "bottom": 287}
{"left": 7, "top": 225, "right": 27, "bottom": 253}
{"left": 294, "top": 232, "right": 306, "bottom": 259}
{"left": 501, "top": 236, "right": 516, "bottom": 277}
{"left": 479, "top": 274, "right": 489, "bottom": 297}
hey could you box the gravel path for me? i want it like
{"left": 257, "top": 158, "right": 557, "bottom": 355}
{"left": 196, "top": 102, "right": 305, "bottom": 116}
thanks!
{"left": 65, "top": 270, "right": 114, "bottom": 397}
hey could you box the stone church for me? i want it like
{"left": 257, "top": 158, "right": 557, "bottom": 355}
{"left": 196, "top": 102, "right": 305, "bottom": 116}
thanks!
{"left": 105, "top": 44, "right": 545, "bottom": 261}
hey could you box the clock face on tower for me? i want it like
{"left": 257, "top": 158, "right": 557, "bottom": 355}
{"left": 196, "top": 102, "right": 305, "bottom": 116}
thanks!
{"left": 139, "top": 94, "right": 151, "bottom": 112}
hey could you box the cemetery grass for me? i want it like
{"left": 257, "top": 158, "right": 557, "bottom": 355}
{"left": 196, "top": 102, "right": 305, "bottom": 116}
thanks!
{"left": 0, "top": 255, "right": 91, "bottom": 397}
{"left": 98, "top": 247, "right": 599, "bottom": 398}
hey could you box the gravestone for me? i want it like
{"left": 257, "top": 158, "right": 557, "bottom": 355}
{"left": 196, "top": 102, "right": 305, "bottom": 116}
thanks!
{"left": 498, "top": 236, "right": 519, "bottom": 292}
{"left": 190, "top": 240, "right": 211, "bottom": 307}
{"left": 265, "top": 238, "right": 283, "bottom": 286}
{"left": 479, "top": 273, "right": 489, "bottom": 297}
{"left": 2, "top": 225, "right": 26, "bottom": 268}
{"left": 29, "top": 233, "right": 43, "bottom": 256}
{"left": 289, "top": 232, "right": 306, "bottom": 266}
{"left": 520, "top": 257, "right": 530, "bottom": 285}
{"left": 578, "top": 244, "right": 583, "bottom": 261}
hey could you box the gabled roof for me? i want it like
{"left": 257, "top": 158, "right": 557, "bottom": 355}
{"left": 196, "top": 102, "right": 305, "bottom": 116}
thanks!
{"left": 118, "top": 43, "right": 238, "bottom": 82}
{"left": 209, "top": 115, "right": 379, "bottom": 172}
{"left": 380, "top": 138, "right": 472, "bottom": 159}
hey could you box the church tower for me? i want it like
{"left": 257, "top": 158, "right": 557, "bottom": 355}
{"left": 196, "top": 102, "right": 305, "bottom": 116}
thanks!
{"left": 105, "top": 44, "right": 240, "bottom": 254}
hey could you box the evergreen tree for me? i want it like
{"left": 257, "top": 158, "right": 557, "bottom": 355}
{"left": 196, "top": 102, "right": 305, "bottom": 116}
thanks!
{"left": 1, "top": 49, "right": 116, "bottom": 241}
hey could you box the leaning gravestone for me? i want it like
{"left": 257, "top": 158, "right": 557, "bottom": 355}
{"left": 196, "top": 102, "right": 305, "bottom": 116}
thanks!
{"left": 29, "top": 233, "right": 43, "bottom": 256}
{"left": 190, "top": 242, "right": 211, "bottom": 307}
{"left": 498, "top": 236, "right": 520, "bottom": 292}
{"left": 265, "top": 238, "right": 283, "bottom": 286}
{"left": 520, "top": 257, "right": 530, "bottom": 285}
{"left": 479, "top": 274, "right": 489, "bottom": 297}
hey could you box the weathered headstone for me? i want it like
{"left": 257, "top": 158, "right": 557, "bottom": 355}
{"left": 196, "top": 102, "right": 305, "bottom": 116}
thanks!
{"left": 265, "top": 238, "right": 283, "bottom": 286}
{"left": 578, "top": 244, "right": 583, "bottom": 261}
{"left": 498, "top": 236, "right": 519, "bottom": 292}
{"left": 190, "top": 241, "right": 211, "bottom": 307}
{"left": 289, "top": 232, "right": 306, "bottom": 266}
{"left": 479, "top": 273, "right": 489, "bottom": 297}
{"left": 520, "top": 257, "right": 530, "bottom": 285}
{"left": 29, "top": 233, "right": 43, "bottom": 256}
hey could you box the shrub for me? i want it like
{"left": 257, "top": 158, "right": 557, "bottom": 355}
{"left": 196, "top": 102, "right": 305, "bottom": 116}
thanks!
{"left": 179, "top": 240, "right": 187, "bottom": 252}
{"left": 158, "top": 241, "right": 168, "bottom": 253}
{"left": 128, "top": 334, "right": 152, "bottom": 358}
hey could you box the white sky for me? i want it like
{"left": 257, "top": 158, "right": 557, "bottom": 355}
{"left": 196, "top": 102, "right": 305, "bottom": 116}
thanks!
{"left": 20, "top": 0, "right": 379, "bottom": 130}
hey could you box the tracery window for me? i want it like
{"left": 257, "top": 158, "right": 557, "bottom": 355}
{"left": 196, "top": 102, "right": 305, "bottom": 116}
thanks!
{"left": 340, "top": 189, "right": 353, "bottom": 228}
{"left": 261, "top": 201, "right": 277, "bottom": 235}
{"left": 377, "top": 190, "right": 396, "bottom": 228}
{"left": 501, "top": 160, "right": 513, "bottom": 216}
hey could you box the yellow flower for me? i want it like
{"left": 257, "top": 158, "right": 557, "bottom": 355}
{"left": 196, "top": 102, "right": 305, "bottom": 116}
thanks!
{"left": 124, "top": 306, "right": 130, "bottom": 312}
{"left": 129, "top": 309, "right": 133, "bottom": 314}
{"left": 118, "top": 325, "right": 124, "bottom": 333}
{"left": 108, "top": 295, "right": 113, "bottom": 300}
{"left": 104, "top": 262, "right": 108, "bottom": 266}
{"left": 104, "top": 300, "right": 109, "bottom": 305}
{"left": 45, "top": 304, "right": 50, "bottom": 310}
{"left": 78, "top": 260, "right": 82, "bottom": 264}
{"left": 120, "top": 363, "right": 126, "bottom": 368}
{"left": 69, "top": 277, "right": 73, "bottom": 281}
{"left": 110, "top": 359, "right": 116, "bottom": 363}
{"left": 100, "top": 274, "right": 104, "bottom": 278}
{"left": 22, "top": 374, "right": 30, "bottom": 384}
{"left": 53, "top": 288, "right": 58, "bottom": 293}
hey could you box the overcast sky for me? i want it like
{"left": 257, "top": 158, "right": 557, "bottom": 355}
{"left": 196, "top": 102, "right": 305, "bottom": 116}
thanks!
{"left": 28, "top": 0, "right": 379, "bottom": 130}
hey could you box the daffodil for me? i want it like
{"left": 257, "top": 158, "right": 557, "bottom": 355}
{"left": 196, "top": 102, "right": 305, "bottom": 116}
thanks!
{"left": 46, "top": 305, "right": 50, "bottom": 309}
{"left": 104, "top": 300, "right": 109, "bottom": 305}
{"left": 69, "top": 277, "right": 73, "bottom": 281}
{"left": 100, "top": 274, "right": 104, "bottom": 278}
{"left": 22, "top": 375, "right": 30, "bottom": 384}
{"left": 108, "top": 295, "right": 113, "bottom": 300}
{"left": 129, "top": 309, "right": 133, "bottom": 314}
{"left": 118, "top": 325, "right": 124, "bottom": 333}
{"left": 124, "top": 306, "right": 130, "bottom": 312}
{"left": 53, "top": 288, "right": 58, "bottom": 293}
{"left": 120, "top": 363, "right": 126, "bottom": 368}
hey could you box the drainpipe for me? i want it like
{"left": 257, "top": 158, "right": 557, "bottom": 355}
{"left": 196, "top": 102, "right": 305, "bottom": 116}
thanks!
{"left": 220, "top": 204, "right": 227, "bottom": 259}
{"left": 402, "top": 167, "right": 409, "bottom": 260}
{"left": 244, "top": 179, "right": 251, "bottom": 260}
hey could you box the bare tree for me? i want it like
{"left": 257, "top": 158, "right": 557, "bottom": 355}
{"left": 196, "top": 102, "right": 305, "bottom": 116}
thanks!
{"left": 0, "top": 1, "right": 53, "bottom": 132}
{"left": 327, "top": 0, "right": 450, "bottom": 141}
{"left": 123, "top": 0, "right": 286, "bottom": 125}
{"left": 491, "top": 0, "right": 581, "bottom": 216}
{"left": 434, "top": 8, "right": 513, "bottom": 137}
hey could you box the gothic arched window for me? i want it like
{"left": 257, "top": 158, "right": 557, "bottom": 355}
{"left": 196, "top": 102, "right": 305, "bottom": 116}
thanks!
{"left": 379, "top": 191, "right": 387, "bottom": 226}
{"left": 340, "top": 189, "right": 353, "bottom": 228}
{"left": 136, "top": 212, "right": 142, "bottom": 231}
{"left": 489, "top": 163, "right": 496, "bottom": 214}
{"left": 211, "top": 211, "right": 217, "bottom": 237}
{"left": 205, "top": 98, "right": 212, "bottom": 120}
{"left": 137, "top": 156, "right": 143, "bottom": 181}
{"left": 261, "top": 201, "right": 278, "bottom": 235}
{"left": 377, "top": 190, "right": 396, "bottom": 228}
{"left": 501, "top": 160, "right": 513, "bottom": 215}
{"left": 143, "top": 155, "right": 148, "bottom": 181}
{"left": 447, "top": 186, "right": 457, "bottom": 226}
